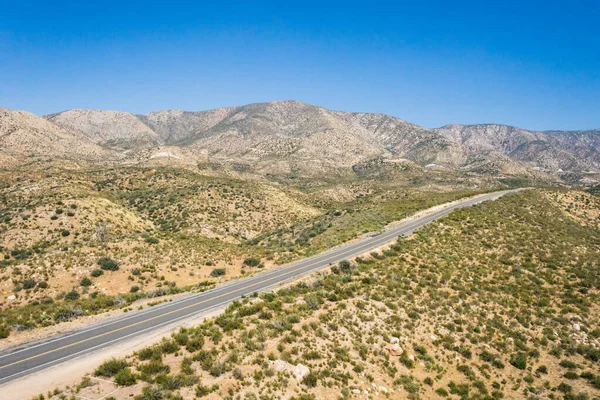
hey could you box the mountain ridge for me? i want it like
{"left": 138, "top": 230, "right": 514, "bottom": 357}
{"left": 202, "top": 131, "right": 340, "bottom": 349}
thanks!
{"left": 0, "top": 101, "right": 596, "bottom": 183}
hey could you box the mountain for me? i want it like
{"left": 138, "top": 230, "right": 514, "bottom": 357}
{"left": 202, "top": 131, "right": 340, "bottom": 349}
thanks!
{"left": 45, "top": 101, "right": 472, "bottom": 176}
{"left": 434, "top": 124, "right": 599, "bottom": 173}
{"left": 46, "top": 109, "right": 163, "bottom": 149}
{"left": 0, "top": 107, "right": 116, "bottom": 168}
{"left": 0, "top": 101, "right": 597, "bottom": 182}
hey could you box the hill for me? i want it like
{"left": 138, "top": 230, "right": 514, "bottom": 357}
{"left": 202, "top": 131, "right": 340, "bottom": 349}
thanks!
{"left": 0, "top": 101, "right": 594, "bottom": 183}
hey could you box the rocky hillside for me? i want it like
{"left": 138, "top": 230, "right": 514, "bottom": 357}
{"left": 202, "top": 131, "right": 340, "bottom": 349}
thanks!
{"left": 0, "top": 101, "right": 597, "bottom": 181}
{"left": 0, "top": 107, "right": 116, "bottom": 168}
{"left": 434, "top": 124, "right": 599, "bottom": 174}
{"left": 45, "top": 101, "right": 472, "bottom": 176}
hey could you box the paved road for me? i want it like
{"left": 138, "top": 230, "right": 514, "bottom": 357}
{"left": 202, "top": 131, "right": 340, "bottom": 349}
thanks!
{"left": 0, "top": 189, "right": 519, "bottom": 385}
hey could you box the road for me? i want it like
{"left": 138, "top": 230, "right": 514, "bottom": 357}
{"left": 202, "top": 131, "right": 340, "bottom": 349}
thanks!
{"left": 0, "top": 189, "right": 519, "bottom": 385}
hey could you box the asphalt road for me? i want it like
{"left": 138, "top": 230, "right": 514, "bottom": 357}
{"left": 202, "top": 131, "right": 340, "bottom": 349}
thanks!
{"left": 0, "top": 189, "right": 518, "bottom": 385}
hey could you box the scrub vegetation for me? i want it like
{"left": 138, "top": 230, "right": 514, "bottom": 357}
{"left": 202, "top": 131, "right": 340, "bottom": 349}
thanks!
{"left": 0, "top": 166, "right": 491, "bottom": 338}
{"left": 37, "top": 190, "right": 600, "bottom": 399}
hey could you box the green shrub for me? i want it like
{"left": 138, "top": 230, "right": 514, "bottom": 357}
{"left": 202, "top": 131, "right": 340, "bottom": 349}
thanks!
{"left": 0, "top": 325, "right": 10, "bottom": 339}
{"left": 98, "top": 257, "right": 119, "bottom": 271}
{"left": 510, "top": 352, "right": 527, "bottom": 370}
{"left": 91, "top": 269, "right": 104, "bottom": 277}
{"left": 22, "top": 278, "right": 37, "bottom": 289}
{"left": 81, "top": 277, "right": 92, "bottom": 287}
{"left": 210, "top": 268, "right": 226, "bottom": 277}
{"left": 243, "top": 257, "right": 261, "bottom": 267}
{"left": 302, "top": 372, "right": 318, "bottom": 387}
{"left": 138, "top": 360, "right": 170, "bottom": 375}
{"left": 144, "top": 237, "right": 159, "bottom": 245}
{"left": 114, "top": 368, "right": 137, "bottom": 386}
{"left": 64, "top": 290, "right": 80, "bottom": 301}
{"left": 564, "top": 371, "right": 579, "bottom": 380}
{"left": 95, "top": 358, "right": 128, "bottom": 377}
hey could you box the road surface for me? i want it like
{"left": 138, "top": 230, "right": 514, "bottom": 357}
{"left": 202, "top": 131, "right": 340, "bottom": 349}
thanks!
{"left": 0, "top": 189, "right": 519, "bottom": 385}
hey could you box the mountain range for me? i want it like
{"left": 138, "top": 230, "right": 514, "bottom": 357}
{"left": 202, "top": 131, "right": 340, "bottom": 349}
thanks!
{"left": 1, "top": 100, "right": 598, "bottom": 183}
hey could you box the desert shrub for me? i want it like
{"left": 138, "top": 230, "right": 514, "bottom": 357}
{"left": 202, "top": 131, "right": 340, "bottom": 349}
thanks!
{"left": 98, "top": 257, "right": 119, "bottom": 271}
{"left": 564, "top": 371, "right": 579, "bottom": 380}
{"left": 80, "top": 277, "right": 92, "bottom": 287}
{"left": 64, "top": 290, "right": 80, "bottom": 301}
{"left": 0, "top": 324, "right": 10, "bottom": 339}
{"left": 95, "top": 358, "right": 128, "bottom": 377}
{"left": 22, "top": 278, "right": 37, "bottom": 289}
{"left": 144, "top": 237, "right": 159, "bottom": 245}
{"left": 210, "top": 268, "right": 226, "bottom": 277}
{"left": 560, "top": 359, "right": 578, "bottom": 369}
{"left": 114, "top": 368, "right": 137, "bottom": 386}
{"left": 536, "top": 365, "right": 548, "bottom": 374}
{"left": 54, "top": 305, "right": 84, "bottom": 321}
{"left": 186, "top": 337, "right": 205, "bottom": 353}
{"left": 138, "top": 360, "right": 170, "bottom": 375}
{"left": 510, "top": 352, "right": 527, "bottom": 370}
{"left": 137, "top": 346, "right": 162, "bottom": 361}
{"left": 243, "top": 257, "right": 261, "bottom": 267}
{"left": 302, "top": 372, "right": 318, "bottom": 387}
{"left": 135, "top": 385, "right": 164, "bottom": 400}
{"left": 91, "top": 269, "right": 104, "bottom": 277}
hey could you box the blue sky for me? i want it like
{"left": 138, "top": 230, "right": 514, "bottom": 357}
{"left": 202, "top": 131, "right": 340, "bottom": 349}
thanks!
{"left": 1, "top": 1, "right": 598, "bottom": 130}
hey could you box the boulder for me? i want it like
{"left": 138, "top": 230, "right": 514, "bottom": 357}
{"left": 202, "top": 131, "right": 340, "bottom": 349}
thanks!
{"left": 294, "top": 363, "right": 310, "bottom": 381}
{"left": 271, "top": 360, "right": 294, "bottom": 373}
{"left": 386, "top": 343, "right": 404, "bottom": 356}
{"left": 390, "top": 336, "right": 399, "bottom": 344}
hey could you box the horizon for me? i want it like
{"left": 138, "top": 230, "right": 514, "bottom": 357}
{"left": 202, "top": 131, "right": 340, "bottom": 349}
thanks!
{"left": 1, "top": 1, "right": 599, "bottom": 131}
{"left": 6, "top": 99, "right": 599, "bottom": 132}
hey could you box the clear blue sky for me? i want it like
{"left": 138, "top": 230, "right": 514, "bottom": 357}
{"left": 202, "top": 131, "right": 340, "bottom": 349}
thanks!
{"left": 1, "top": 1, "right": 598, "bottom": 130}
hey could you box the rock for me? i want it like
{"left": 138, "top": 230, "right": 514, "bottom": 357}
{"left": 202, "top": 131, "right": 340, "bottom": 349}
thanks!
{"left": 390, "top": 336, "right": 399, "bottom": 344}
{"left": 7, "top": 295, "right": 15, "bottom": 301}
{"left": 352, "top": 389, "right": 361, "bottom": 394}
{"left": 430, "top": 334, "right": 437, "bottom": 341}
{"left": 271, "top": 360, "right": 293, "bottom": 373}
{"left": 573, "top": 323, "right": 581, "bottom": 331}
{"left": 386, "top": 343, "right": 404, "bottom": 356}
{"left": 293, "top": 363, "right": 310, "bottom": 381}
{"left": 379, "top": 386, "right": 388, "bottom": 393}
{"left": 408, "top": 354, "right": 415, "bottom": 361}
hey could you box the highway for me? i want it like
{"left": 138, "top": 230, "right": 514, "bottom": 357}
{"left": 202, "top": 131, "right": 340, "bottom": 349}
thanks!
{"left": 0, "top": 189, "right": 518, "bottom": 385}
